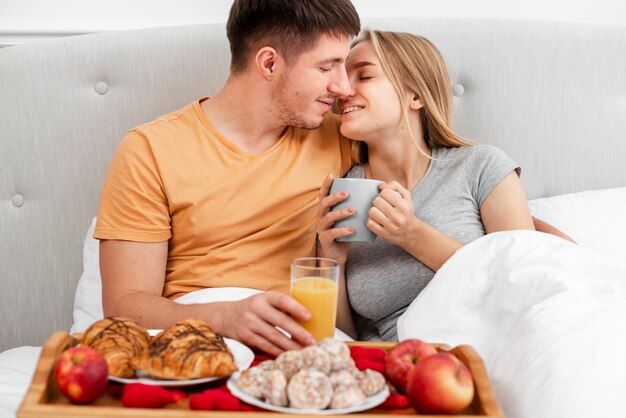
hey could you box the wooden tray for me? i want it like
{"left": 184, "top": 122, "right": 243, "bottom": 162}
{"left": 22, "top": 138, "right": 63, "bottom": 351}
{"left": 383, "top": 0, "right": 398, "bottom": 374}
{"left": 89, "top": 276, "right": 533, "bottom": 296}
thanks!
{"left": 18, "top": 332, "right": 505, "bottom": 417}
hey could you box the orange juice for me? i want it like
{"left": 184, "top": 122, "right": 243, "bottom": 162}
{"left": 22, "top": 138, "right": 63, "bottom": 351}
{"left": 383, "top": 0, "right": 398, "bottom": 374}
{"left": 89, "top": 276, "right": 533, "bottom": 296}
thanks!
{"left": 291, "top": 277, "right": 338, "bottom": 341}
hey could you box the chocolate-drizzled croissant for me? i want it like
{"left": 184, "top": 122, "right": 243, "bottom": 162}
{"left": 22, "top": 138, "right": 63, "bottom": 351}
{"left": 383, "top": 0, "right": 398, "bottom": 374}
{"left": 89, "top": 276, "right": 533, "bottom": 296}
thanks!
{"left": 144, "top": 318, "right": 238, "bottom": 380}
{"left": 81, "top": 316, "right": 151, "bottom": 378}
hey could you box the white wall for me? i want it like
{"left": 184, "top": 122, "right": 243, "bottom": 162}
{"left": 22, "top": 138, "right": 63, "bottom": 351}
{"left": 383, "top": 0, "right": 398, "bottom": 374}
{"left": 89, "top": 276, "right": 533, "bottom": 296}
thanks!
{"left": 1, "top": 0, "right": 625, "bottom": 46}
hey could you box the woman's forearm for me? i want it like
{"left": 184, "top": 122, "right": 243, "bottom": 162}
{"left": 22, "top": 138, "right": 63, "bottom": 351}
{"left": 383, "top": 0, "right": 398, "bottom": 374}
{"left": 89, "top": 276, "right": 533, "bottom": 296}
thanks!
{"left": 400, "top": 219, "right": 464, "bottom": 272}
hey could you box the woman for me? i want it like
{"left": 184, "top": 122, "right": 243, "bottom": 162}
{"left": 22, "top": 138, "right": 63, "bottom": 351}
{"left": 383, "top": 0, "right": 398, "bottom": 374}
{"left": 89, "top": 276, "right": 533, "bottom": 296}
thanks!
{"left": 317, "top": 29, "right": 553, "bottom": 341}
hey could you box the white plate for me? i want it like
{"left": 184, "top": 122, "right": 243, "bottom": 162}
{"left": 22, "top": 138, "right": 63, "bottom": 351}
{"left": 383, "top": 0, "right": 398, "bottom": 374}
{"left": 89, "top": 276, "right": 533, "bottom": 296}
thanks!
{"left": 227, "top": 371, "right": 390, "bottom": 415}
{"left": 108, "top": 337, "right": 254, "bottom": 387}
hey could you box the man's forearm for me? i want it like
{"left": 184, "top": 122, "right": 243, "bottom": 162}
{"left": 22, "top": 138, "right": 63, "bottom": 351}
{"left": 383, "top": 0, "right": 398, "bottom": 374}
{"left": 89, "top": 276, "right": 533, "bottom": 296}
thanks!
{"left": 105, "top": 291, "right": 227, "bottom": 335}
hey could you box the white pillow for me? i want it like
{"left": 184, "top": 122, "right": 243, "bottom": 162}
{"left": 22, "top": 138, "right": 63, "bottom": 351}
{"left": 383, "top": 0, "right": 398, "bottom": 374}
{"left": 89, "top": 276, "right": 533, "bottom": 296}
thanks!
{"left": 528, "top": 187, "right": 626, "bottom": 259}
{"left": 70, "top": 217, "right": 102, "bottom": 334}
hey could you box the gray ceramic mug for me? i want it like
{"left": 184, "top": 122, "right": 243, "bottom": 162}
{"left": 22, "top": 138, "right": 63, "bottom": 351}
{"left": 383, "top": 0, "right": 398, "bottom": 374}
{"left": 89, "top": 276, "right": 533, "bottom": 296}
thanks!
{"left": 329, "top": 178, "right": 385, "bottom": 242}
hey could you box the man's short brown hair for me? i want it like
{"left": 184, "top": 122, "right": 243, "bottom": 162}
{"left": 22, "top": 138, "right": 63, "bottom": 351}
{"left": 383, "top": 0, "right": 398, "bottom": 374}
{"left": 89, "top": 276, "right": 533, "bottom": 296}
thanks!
{"left": 227, "top": 0, "right": 361, "bottom": 73}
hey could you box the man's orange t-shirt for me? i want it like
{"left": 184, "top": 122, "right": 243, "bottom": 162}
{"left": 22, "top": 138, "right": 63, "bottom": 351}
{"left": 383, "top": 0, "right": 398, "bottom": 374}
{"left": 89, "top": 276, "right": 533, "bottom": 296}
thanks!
{"left": 94, "top": 98, "right": 352, "bottom": 299}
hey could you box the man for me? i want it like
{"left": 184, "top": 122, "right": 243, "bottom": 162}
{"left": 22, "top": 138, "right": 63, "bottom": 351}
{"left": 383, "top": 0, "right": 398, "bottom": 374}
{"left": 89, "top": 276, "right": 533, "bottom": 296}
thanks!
{"left": 94, "top": 0, "right": 360, "bottom": 356}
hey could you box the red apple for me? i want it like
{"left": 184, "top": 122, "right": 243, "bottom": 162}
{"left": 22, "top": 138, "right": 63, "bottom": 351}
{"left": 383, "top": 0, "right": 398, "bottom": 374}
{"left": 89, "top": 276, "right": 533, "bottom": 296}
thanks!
{"left": 384, "top": 339, "right": 437, "bottom": 393}
{"left": 406, "top": 352, "right": 475, "bottom": 414}
{"left": 54, "top": 345, "right": 108, "bottom": 404}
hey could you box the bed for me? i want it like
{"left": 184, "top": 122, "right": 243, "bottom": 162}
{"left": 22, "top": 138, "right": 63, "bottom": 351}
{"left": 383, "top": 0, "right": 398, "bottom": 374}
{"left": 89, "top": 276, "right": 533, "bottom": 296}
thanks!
{"left": 1, "top": 17, "right": 625, "bottom": 418}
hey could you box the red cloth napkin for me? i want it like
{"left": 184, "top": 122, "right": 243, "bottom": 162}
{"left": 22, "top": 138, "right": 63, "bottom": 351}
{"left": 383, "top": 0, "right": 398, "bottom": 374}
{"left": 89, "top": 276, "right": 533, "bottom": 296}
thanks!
{"left": 350, "top": 345, "right": 387, "bottom": 374}
{"left": 380, "top": 393, "right": 410, "bottom": 409}
{"left": 350, "top": 346, "right": 387, "bottom": 363}
{"left": 120, "top": 383, "right": 187, "bottom": 408}
{"left": 190, "top": 386, "right": 255, "bottom": 411}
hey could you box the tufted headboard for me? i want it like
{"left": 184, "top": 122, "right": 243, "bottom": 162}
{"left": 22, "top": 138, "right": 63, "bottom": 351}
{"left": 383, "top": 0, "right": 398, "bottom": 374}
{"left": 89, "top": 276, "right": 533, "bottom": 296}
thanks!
{"left": 1, "top": 18, "right": 625, "bottom": 351}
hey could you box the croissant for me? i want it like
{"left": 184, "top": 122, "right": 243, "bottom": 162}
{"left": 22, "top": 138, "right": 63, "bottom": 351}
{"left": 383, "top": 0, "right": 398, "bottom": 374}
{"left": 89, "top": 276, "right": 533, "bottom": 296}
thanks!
{"left": 80, "top": 316, "right": 151, "bottom": 378}
{"left": 144, "top": 318, "right": 238, "bottom": 380}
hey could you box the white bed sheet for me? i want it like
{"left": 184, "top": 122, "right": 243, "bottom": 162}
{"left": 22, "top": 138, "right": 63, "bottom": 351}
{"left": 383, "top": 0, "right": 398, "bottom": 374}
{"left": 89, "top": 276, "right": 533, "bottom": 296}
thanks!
{"left": 0, "top": 347, "right": 41, "bottom": 418}
{"left": 397, "top": 230, "right": 626, "bottom": 418}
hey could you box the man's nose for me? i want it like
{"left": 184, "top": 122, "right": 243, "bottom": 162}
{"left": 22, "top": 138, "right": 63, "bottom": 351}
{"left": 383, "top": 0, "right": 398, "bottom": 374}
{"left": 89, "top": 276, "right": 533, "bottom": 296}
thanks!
{"left": 329, "top": 66, "right": 354, "bottom": 98}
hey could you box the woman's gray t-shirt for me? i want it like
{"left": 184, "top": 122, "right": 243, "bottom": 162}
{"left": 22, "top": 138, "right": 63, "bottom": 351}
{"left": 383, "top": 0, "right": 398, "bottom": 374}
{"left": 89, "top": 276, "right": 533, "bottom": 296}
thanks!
{"left": 345, "top": 144, "right": 519, "bottom": 342}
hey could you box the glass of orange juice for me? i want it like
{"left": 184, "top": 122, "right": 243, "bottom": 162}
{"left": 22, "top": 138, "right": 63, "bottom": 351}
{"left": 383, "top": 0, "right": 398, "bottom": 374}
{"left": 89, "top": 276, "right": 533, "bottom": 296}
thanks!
{"left": 290, "top": 257, "right": 339, "bottom": 341}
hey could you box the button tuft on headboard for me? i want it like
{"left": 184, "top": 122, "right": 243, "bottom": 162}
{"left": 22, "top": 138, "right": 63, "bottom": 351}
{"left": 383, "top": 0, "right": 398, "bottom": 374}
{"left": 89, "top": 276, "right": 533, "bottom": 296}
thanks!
{"left": 95, "top": 81, "right": 109, "bottom": 95}
{"left": 452, "top": 83, "right": 465, "bottom": 97}
{"left": 11, "top": 194, "right": 25, "bottom": 207}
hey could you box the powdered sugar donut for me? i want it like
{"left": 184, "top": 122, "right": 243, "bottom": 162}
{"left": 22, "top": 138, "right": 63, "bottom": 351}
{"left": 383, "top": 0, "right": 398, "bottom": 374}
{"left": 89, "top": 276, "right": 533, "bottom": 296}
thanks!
{"left": 330, "top": 386, "right": 366, "bottom": 409}
{"left": 345, "top": 357, "right": 358, "bottom": 374}
{"left": 237, "top": 366, "right": 267, "bottom": 398}
{"left": 256, "top": 359, "right": 275, "bottom": 371}
{"left": 287, "top": 369, "right": 333, "bottom": 409}
{"left": 275, "top": 349, "right": 304, "bottom": 380}
{"left": 356, "top": 369, "right": 387, "bottom": 396}
{"left": 329, "top": 369, "right": 358, "bottom": 389}
{"left": 300, "top": 345, "right": 331, "bottom": 374}
{"left": 318, "top": 338, "right": 352, "bottom": 371}
{"left": 263, "top": 369, "right": 288, "bottom": 407}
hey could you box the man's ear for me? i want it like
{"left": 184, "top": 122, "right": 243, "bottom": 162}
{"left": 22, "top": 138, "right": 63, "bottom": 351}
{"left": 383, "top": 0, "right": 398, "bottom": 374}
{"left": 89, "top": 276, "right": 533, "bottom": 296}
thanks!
{"left": 255, "top": 47, "right": 281, "bottom": 79}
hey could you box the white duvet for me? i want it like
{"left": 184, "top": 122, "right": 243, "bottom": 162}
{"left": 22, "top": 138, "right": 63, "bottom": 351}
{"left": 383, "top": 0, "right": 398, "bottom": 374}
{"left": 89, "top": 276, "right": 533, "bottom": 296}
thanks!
{"left": 397, "top": 230, "right": 626, "bottom": 418}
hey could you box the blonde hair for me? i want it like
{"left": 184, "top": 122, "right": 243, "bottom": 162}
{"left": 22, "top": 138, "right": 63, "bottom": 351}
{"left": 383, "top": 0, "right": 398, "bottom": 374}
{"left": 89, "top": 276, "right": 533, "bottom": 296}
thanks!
{"left": 351, "top": 29, "right": 471, "bottom": 164}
